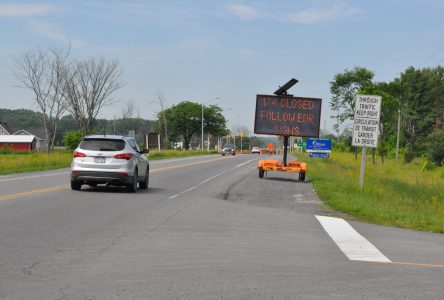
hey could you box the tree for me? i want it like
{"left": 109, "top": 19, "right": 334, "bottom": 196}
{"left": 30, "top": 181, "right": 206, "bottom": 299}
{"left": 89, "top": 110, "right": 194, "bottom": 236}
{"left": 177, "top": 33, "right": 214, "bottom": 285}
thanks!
{"left": 330, "top": 67, "right": 374, "bottom": 127}
{"left": 63, "top": 130, "right": 84, "bottom": 151}
{"left": 157, "top": 91, "right": 169, "bottom": 145}
{"left": 387, "top": 66, "right": 444, "bottom": 161}
{"left": 119, "top": 100, "right": 136, "bottom": 135}
{"left": 64, "top": 57, "right": 124, "bottom": 133}
{"left": 330, "top": 67, "right": 374, "bottom": 158}
{"left": 426, "top": 129, "right": 444, "bottom": 166}
{"left": 159, "top": 101, "right": 227, "bottom": 150}
{"left": 14, "top": 46, "right": 70, "bottom": 153}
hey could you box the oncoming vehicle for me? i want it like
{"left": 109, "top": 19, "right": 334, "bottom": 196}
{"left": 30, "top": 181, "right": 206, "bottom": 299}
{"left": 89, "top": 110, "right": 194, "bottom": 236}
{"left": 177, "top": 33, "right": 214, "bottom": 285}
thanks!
{"left": 70, "top": 135, "right": 149, "bottom": 193}
{"left": 251, "top": 147, "right": 261, "bottom": 154}
{"left": 222, "top": 144, "right": 236, "bottom": 156}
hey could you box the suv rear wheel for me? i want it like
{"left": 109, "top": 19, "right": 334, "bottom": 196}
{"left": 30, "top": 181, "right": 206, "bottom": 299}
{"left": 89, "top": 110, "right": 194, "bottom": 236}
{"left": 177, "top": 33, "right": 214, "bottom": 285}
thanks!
{"left": 139, "top": 167, "right": 149, "bottom": 189}
{"left": 127, "top": 169, "right": 138, "bottom": 193}
{"left": 71, "top": 181, "right": 82, "bottom": 190}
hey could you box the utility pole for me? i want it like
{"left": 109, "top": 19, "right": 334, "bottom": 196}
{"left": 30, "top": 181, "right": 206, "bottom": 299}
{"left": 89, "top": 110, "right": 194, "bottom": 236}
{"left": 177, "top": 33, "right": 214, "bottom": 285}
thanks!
{"left": 324, "top": 120, "right": 326, "bottom": 137}
{"left": 207, "top": 133, "right": 210, "bottom": 153}
{"left": 201, "top": 104, "right": 204, "bottom": 150}
{"left": 396, "top": 109, "right": 401, "bottom": 160}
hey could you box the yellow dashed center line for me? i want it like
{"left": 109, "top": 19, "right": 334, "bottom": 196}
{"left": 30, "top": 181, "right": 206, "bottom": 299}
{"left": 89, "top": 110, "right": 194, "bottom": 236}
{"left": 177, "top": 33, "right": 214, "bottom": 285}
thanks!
{"left": 0, "top": 185, "right": 70, "bottom": 202}
{"left": 0, "top": 156, "right": 237, "bottom": 202}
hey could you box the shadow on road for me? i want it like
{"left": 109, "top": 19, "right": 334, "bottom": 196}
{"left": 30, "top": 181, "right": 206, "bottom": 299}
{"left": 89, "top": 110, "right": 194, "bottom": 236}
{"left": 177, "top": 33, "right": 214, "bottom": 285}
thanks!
{"left": 77, "top": 185, "right": 163, "bottom": 194}
{"left": 261, "top": 177, "right": 310, "bottom": 183}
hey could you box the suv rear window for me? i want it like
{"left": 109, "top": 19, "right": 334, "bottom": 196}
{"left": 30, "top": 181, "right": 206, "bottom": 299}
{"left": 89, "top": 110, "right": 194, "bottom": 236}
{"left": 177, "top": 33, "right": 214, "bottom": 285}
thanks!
{"left": 79, "top": 139, "right": 125, "bottom": 151}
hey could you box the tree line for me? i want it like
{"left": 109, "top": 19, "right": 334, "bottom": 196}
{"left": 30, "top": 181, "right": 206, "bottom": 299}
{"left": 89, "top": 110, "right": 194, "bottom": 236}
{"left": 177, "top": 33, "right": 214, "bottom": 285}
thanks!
{"left": 0, "top": 108, "right": 155, "bottom": 147}
{"left": 330, "top": 66, "right": 444, "bottom": 166}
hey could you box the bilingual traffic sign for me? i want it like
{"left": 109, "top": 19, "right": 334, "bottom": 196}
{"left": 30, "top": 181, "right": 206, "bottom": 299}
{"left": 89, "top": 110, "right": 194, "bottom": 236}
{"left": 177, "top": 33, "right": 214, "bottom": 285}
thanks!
{"left": 306, "top": 139, "right": 332, "bottom": 153}
{"left": 254, "top": 94, "right": 322, "bottom": 137}
{"left": 352, "top": 94, "right": 381, "bottom": 148}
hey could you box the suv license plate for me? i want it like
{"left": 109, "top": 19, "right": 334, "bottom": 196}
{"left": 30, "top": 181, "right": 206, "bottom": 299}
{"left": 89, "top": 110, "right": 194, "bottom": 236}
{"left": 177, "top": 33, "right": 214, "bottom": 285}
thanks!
{"left": 94, "top": 157, "right": 105, "bottom": 163}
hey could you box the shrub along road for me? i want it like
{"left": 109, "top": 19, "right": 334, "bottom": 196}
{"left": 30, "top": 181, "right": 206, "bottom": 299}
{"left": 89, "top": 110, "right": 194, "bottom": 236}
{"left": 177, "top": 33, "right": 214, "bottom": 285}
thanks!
{"left": 0, "top": 154, "right": 443, "bottom": 299}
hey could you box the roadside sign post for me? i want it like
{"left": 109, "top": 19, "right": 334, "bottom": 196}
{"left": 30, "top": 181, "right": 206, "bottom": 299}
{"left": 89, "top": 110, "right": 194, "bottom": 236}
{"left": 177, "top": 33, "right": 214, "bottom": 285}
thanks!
{"left": 352, "top": 94, "right": 382, "bottom": 191}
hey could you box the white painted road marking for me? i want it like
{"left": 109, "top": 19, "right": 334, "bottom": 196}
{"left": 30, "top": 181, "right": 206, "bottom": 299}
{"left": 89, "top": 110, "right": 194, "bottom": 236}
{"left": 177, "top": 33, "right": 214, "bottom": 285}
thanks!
{"left": 169, "top": 159, "right": 256, "bottom": 199}
{"left": 315, "top": 215, "right": 391, "bottom": 263}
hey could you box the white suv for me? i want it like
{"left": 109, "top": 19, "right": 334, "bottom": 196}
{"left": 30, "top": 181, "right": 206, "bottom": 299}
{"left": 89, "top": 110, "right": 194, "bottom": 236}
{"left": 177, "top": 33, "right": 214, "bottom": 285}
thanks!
{"left": 70, "top": 135, "right": 149, "bottom": 192}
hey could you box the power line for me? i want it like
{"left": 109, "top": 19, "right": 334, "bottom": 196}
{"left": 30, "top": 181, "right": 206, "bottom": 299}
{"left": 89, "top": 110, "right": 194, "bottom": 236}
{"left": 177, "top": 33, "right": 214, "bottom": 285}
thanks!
{"left": 421, "top": 42, "right": 444, "bottom": 66}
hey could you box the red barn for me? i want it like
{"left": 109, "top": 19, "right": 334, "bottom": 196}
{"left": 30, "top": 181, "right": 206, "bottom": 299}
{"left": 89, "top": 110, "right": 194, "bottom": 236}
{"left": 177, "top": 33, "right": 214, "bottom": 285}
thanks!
{"left": 0, "top": 135, "right": 37, "bottom": 151}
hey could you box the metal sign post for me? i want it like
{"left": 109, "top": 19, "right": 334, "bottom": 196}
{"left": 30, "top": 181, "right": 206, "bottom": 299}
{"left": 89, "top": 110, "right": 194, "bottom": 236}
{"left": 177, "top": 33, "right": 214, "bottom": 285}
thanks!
{"left": 352, "top": 95, "right": 382, "bottom": 191}
{"left": 359, "top": 146, "right": 367, "bottom": 191}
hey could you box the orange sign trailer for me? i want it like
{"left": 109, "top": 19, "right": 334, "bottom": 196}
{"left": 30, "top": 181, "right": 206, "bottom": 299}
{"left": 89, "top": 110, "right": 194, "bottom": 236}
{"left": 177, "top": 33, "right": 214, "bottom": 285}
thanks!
{"left": 258, "top": 159, "right": 306, "bottom": 181}
{"left": 255, "top": 79, "right": 321, "bottom": 181}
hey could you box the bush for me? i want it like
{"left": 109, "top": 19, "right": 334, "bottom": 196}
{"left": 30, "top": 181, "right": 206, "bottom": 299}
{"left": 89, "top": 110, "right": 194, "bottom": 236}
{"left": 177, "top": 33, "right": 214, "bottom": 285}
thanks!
{"left": 0, "top": 144, "right": 14, "bottom": 154}
{"left": 63, "top": 130, "right": 85, "bottom": 151}
{"left": 426, "top": 129, "right": 444, "bottom": 166}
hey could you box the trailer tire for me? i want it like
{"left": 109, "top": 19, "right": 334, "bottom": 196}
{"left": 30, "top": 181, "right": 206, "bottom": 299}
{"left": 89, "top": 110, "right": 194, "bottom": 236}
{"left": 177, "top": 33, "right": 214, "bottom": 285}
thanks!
{"left": 299, "top": 172, "right": 305, "bottom": 181}
{"left": 259, "top": 169, "right": 264, "bottom": 178}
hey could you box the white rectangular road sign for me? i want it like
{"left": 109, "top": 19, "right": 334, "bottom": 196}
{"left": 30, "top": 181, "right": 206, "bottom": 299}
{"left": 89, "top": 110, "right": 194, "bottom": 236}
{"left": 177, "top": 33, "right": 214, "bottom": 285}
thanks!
{"left": 352, "top": 95, "right": 381, "bottom": 148}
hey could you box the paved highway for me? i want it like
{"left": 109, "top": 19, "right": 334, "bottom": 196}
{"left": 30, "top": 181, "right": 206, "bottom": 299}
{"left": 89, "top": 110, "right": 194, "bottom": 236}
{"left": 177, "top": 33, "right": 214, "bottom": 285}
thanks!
{"left": 0, "top": 154, "right": 443, "bottom": 299}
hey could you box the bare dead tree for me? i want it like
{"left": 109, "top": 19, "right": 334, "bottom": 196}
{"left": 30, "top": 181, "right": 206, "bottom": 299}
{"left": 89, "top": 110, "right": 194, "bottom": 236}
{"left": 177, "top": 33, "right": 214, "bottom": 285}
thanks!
{"left": 120, "top": 100, "right": 136, "bottom": 135}
{"left": 157, "top": 90, "right": 169, "bottom": 145}
{"left": 14, "top": 46, "right": 70, "bottom": 153}
{"left": 64, "top": 57, "right": 124, "bottom": 133}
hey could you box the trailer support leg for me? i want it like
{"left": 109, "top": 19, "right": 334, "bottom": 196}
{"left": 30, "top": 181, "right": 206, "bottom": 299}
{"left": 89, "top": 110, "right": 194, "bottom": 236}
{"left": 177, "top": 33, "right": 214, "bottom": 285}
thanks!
{"left": 283, "top": 136, "right": 289, "bottom": 167}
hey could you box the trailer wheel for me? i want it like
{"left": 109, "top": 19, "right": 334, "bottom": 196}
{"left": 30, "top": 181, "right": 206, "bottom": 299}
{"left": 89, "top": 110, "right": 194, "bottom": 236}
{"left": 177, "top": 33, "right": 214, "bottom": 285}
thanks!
{"left": 299, "top": 172, "right": 305, "bottom": 181}
{"left": 259, "top": 169, "right": 264, "bottom": 178}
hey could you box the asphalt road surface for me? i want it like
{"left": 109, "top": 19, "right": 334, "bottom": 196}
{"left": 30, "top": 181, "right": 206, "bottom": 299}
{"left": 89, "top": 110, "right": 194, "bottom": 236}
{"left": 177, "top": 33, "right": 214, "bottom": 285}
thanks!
{"left": 0, "top": 154, "right": 443, "bottom": 299}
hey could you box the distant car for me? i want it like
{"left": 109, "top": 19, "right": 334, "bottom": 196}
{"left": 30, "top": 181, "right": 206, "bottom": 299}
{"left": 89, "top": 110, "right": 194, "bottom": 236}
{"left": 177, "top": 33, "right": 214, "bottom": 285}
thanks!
{"left": 70, "top": 135, "right": 149, "bottom": 193}
{"left": 222, "top": 144, "right": 236, "bottom": 156}
{"left": 251, "top": 147, "right": 261, "bottom": 154}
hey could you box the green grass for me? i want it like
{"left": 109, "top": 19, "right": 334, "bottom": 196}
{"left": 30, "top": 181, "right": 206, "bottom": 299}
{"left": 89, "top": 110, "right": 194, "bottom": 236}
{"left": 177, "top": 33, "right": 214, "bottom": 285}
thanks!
{"left": 0, "top": 149, "right": 220, "bottom": 175}
{"left": 302, "top": 152, "right": 444, "bottom": 233}
{"left": 148, "top": 149, "right": 218, "bottom": 160}
{"left": 0, "top": 152, "right": 72, "bottom": 174}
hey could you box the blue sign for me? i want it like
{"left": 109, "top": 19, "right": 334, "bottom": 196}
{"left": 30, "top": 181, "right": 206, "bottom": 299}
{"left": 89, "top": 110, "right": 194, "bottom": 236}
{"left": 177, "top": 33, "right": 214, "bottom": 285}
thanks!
{"left": 306, "top": 139, "right": 332, "bottom": 153}
{"left": 309, "top": 152, "right": 330, "bottom": 158}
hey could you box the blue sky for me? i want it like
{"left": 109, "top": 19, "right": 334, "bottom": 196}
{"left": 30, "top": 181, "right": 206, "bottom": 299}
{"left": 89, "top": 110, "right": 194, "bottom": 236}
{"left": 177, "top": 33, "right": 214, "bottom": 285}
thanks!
{"left": 0, "top": 0, "right": 443, "bottom": 134}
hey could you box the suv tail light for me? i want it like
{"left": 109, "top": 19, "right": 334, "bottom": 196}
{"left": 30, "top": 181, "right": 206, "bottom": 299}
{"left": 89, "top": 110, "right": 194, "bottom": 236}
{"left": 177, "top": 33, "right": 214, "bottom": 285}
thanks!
{"left": 73, "top": 151, "right": 86, "bottom": 158}
{"left": 114, "top": 153, "right": 132, "bottom": 160}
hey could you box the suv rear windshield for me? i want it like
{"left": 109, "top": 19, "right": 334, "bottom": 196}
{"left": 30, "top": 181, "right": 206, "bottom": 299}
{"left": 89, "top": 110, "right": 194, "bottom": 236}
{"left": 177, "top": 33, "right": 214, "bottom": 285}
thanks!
{"left": 79, "top": 139, "right": 125, "bottom": 151}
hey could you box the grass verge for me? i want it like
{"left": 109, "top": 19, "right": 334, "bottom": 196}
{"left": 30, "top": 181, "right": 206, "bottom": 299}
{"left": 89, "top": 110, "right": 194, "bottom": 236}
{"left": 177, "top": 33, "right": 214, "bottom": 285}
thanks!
{"left": 148, "top": 149, "right": 218, "bottom": 160}
{"left": 302, "top": 152, "right": 444, "bottom": 233}
{"left": 0, "top": 152, "right": 72, "bottom": 175}
{"left": 0, "top": 150, "right": 220, "bottom": 175}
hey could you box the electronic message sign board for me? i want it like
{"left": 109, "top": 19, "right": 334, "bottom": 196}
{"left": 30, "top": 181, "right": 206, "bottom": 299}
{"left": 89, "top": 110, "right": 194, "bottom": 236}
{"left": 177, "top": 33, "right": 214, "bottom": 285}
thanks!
{"left": 254, "top": 94, "right": 322, "bottom": 137}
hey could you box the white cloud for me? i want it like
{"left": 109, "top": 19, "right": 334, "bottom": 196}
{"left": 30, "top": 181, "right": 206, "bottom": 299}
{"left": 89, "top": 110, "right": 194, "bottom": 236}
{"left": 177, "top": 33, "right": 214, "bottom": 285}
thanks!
{"left": 27, "top": 19, "right": 85, "bottom": 48}
{"left": 286, "top": 1, "right": 360, "bottom": 24}
{"left": 0, "top": 3, "right": 61, "bottom": 17}
{"left": 225, "top": 4, "right": 261, "bottom": 21}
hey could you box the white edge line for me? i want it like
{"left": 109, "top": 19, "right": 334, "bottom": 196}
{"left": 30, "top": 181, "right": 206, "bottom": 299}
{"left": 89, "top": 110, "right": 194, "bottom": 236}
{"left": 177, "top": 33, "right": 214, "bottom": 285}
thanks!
{"left": 315, "top": 215, "right": 391, "bottom": 263}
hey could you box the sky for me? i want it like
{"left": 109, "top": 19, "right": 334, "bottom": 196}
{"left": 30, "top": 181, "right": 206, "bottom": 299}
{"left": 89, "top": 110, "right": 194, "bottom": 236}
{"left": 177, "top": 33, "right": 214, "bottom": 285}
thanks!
{"left": 0, "top": 0, "right": 443, "bottom": 134}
